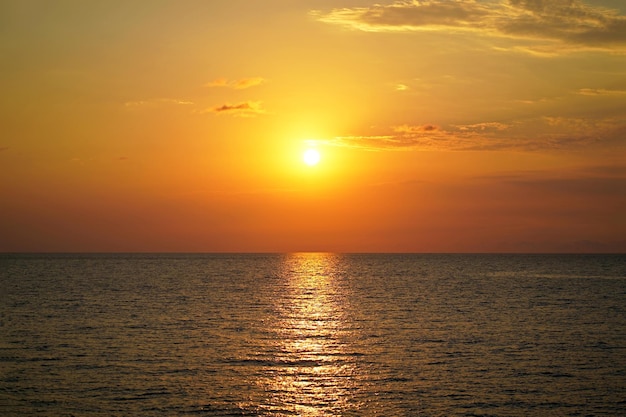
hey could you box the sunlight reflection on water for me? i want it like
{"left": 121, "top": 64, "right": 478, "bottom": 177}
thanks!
{"left": 258, "top": 253, "right": 361, "bottom": 416}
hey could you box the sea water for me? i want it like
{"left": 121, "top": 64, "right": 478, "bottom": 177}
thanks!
{"left": 1, "top": 253, "right": 625, "bottom": 416}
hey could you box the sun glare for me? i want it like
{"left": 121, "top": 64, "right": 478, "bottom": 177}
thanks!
{"left": 303, "top": 149, "right": 321, "bottom": 166}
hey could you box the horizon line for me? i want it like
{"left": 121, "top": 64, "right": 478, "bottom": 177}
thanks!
{"left": 1, "top": 251, "right": 624, "bottom": 255}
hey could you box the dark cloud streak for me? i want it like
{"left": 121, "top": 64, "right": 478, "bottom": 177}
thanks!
{"left": 206, "top": 101, "right": 266, "bottom": 116}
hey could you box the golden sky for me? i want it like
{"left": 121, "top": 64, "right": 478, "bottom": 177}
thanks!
{"left": 1, "top": 0, "right": 625, "bottom": 252}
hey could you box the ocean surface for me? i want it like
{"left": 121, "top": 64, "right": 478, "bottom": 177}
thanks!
{"left": 1, "top": 253, "right": 625, "bottom": 416}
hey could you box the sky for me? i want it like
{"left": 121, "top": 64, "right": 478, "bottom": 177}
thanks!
{"left": 1, "top": 0, "right": 625, "bottom": 253}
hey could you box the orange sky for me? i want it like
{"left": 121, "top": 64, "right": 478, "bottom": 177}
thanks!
{"left": 1, "top": 0, "right": 625, "bottom": 253}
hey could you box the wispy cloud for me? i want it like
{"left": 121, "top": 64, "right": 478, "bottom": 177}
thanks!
{"left": 318, "top": 116, "right": 624, "bottom": 151}
{"left": 322, "top": 122, "right": 503, "bottom": 151}
{"left": 577, "top": 88, "right": 626, "bottom": 96}
{"left": 205, "top": 77, "right": 267, "bottom": 89}
{"left": 394, "top": 124, "right": 442, "bottom": 133}
{"left": 455, "top": 122, "right": 510, "bottom": 132}
{"left": 124, "top": 98, "right": 194, "bottom": 108}
{"left": 312, "top": 0, "right": 626, "bottom": 53}
{"left": 205, "top": 101, "right": 266, "bottom": 117}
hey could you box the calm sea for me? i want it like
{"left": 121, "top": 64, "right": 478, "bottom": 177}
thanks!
{"left": 1, "top": 253, "right": 625, "bottom": 416}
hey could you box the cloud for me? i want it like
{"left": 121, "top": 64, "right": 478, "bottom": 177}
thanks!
{"left": 394, "top": 124, "right": 441, "bottom": 133}
{"left": 322, "top": 125, "right": 461, "bottom": 151}
{"left": 0, "top": 147, "right": 9, "bottom": 152}
{"left": 577, "top": 88, "right": 626, "bottom": 96}
{"left": 455, "top": 122, "right": 510, "bottom": 131}
{"left": 320, "top": 116, "right": 624, "bottom": 151}
{"left": 313, "top": 0, "right": 491, "bottom": 32}
{"left": 124, "top": 98, "right": 194, "bottom": 108}
{"left": 205, "top": 78, "right": 229, "bottom": 88}
{"left": 205, "top": 101, "right": 266, "bottom": 117}
{"left": 234, "top": 77, "right": 267, "bottom": 89}
{"left": 312, "top": 0, "right": 626, "bottom": 53}
{"left": 205, "top": 77, "right": 267, "bottom": 89}
{"left": 329, "top": 123, "right": 498, "bottom": 151}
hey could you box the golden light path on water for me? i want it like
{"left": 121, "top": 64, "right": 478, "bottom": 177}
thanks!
{"left": 257, "top": 253, "right": 362, "bottom": 416}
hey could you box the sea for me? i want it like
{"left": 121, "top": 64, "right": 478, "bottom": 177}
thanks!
{"left": 1, "top": 253, "right": 625, "bottom": 416}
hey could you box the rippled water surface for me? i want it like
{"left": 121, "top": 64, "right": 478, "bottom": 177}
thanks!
{"left": 1, "top": 253, "right": 625, "bottom": 416}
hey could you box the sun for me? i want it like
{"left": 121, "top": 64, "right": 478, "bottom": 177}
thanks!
{"left": 303, "top": 149, "right": 321, "bottom": 166}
